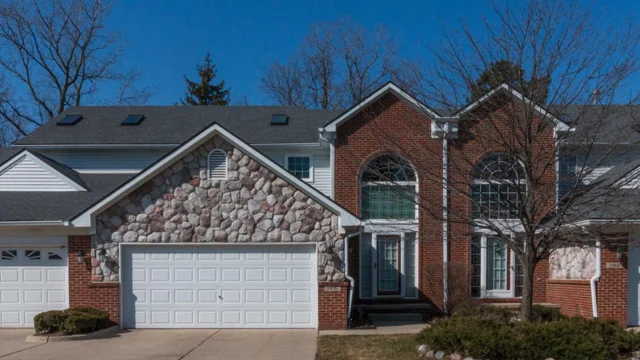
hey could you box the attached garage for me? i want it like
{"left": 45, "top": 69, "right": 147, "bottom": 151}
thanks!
{"left": 121, "top": 244, "right": 317, "bottom": 329}
{"left": 0, "top": 247, "right": 68, "bottom": 327}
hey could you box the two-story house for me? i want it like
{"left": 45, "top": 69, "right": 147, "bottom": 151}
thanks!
{"left": 0, "top": 82, "right": 638, "bottom": 330}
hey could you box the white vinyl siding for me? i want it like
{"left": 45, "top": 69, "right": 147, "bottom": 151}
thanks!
{"left": 0, "top": 155, "right": 78, "bottom": 191}
{"left": 260, "top": 148, "right": 331, "bottom": 196}
{"left": 208, "top": 150, "right": 227, "bottom": 180}
{"left": 570, "top": 147, "right": 640, "bottom": 185}
{"left": 41, "top": 149, "right": 167, "bottom": 173}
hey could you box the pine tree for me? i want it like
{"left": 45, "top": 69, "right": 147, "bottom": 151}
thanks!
{"left": 469, "top": 60, "right": 550, "bottom": 104}
{"left": 180, "top": 53, "right": 230, "bottom": 105}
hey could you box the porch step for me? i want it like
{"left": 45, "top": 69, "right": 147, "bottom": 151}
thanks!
{"left": 355, "top": 303, "right": 432, "bottom": 311}
{"left": 369, "top": 313, "right": 424, "bottom": 323}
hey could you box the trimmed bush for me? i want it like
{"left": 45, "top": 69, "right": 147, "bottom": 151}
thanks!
{"left": 530, "top": 304, "right": 566, "bottom": 323}
{"left": 418, "top": 305, "right": 640, "bottom": 360}
{"left": 66, "top": 307, "right": 110, "bottom": 329}
{"left": 33, "top": 310, "right": 66, "bottom": 334}
{"left": 61, "top": 314, "right": 98, "bottom": 334}
{"left": 33, "top": 307, "right": 111, "bottom": 335}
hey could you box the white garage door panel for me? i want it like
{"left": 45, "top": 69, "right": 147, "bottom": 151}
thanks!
{"left": 0, "top": 248, "right": 68, "bottom": 328}
{"left": 122, "top": 245, "right": 316, "bottom": 329}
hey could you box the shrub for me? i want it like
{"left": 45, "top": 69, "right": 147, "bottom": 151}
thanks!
{"left": 33, "top": 307, "right": 111, "bottom": 335}
{"left": 33, "top": 310, "right": 66, "bottom": 334}
{"left": 66, "top": 307, "right": 110, "bottom": 329}
{"left": 453, "top": 305, "right": 515, "bottom": 323}
{"left": 530, "top": 304, "right": 566, "bottom": 323}
{"left": 418, "top": 306, "right": 640, "bottom": 360}
{"left": 61, "top": 314, "right": 98, "bottom": 334}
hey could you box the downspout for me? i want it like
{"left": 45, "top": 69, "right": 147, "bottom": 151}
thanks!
{"left": 442, "top": 138, "right": 449, "bottom": 314}
{"left": 343, "top": 230, "right": 361, "bottom": 328}
{"left": 590, "top": 242, "right": 602, "bottom": 318}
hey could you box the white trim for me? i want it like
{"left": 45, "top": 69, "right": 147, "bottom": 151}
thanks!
{"left": 454, "top": 83, "right": 570, "bottom": 132}
{"left": 0, "top": 150, "right": 87, "bottom": 192}
{"left": 323, "top": 82, "right": 441, "bottom": 132}
{"left": 0, "top": 221, "right": 67, "bottom": 226}
{"left": 70, "top": 123, "right": 360, "bottom": 231}
{"left": 472, "top": 234, "right": 519, "bottom": 299}
{"left": 252, "top": 143, "right": 321, "bottom": 147}
{"left": 76, "top": 170, "right": 141, "bottom": 174}
{"left": 284, "top": 153, "right": 314, "bottom": 182}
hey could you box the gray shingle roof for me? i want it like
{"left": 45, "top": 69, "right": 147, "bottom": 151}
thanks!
{"left": 0, "top": 173, "right": 133, "bottom": 221}
{"left": 14, "top": 106, "right": 344, "bottom": 145}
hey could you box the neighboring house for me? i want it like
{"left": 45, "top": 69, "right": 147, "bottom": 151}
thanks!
{"left": 0, "top": 83, "right": 638, "bottom": 330}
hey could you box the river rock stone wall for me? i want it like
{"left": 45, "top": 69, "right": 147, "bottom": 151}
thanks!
{"left": 92, "top": 136, "right": 344, "bottom": 282}
{"left": 549, "top": 247, "right": 596, "bottom": 279}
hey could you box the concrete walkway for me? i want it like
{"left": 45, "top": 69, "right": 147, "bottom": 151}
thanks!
{"left": 319, "top": 323, "right": 427, "bottom": 336}
{"left": 0, "top": 329, "right": 317, "bottom": 360}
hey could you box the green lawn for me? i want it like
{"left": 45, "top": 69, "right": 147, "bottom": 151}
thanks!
{"left": 316, "top": 334, "right": 424, "bottom": 360}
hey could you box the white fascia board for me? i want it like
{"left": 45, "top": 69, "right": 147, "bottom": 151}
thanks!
{"left": 71, "top": 123, "right": 360, "bottom": 230}
{"left": 0, "top": 150, "right": 87, "bottom": 192}
{"left": 323, "top": 82, "right": 441, "bottom": 132}
{"left": 454, "top": 83, "right": 570, "bottom": 132}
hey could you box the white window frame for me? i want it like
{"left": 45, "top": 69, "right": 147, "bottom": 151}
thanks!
{"left": 471, "top": 234, "right": 520, "bottom": 299}
{"left": 207, "top": 149, "right": 228, "bottom": 180}
{"left": 359, "top": 232, "right": 419, "bottom": 299}
{"left": 284, "top": 154, "right": 314, "bottom": 182}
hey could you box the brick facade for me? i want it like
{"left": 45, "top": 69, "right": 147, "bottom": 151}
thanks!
{"left": 546, "top": 279, "right": 593, "bottom": 318}
{"left": 68, "top": 235, "right": 120, "bottom": 324}
{"left": 597, "top": 246, "right": 628, "bottom": 326}
{"left": 318, "top": 281, "right": 349, "bottom": 330}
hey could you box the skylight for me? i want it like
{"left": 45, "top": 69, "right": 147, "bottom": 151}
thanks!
{"left": 122, "top": 114, "right": 145, "bottom": 126}
{"left": 271, "top": 114, "right": 289, "bottom": 125}
{"left": 57, "top": 114, "right": 82, "bottom": 126}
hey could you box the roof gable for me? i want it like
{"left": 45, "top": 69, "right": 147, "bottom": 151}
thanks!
{"left": 453, "top": 83, "right": 570, "bottom": 131}
{"left": 322, "top": 82, "right": 441, "bottom": 132}
{"left": 0, "top": 150, "right": 86, "bottom": 192}
{"left": 71, "top": 122, "right": 360, "bottom": 231}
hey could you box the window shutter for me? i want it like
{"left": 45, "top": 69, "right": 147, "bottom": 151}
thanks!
{"left": 208, "top": 150, "right": 227, "bottom": 180}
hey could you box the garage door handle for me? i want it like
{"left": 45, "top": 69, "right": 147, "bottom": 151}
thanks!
{"left": 218, "top": 295, "right": 223, "bottom": 300}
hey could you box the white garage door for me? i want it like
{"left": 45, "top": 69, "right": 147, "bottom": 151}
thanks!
{"left": 122, "top": 245, "right": 317, "bottom": 329}
{"left": 0, "top": 248, "right": 68, "bottom": 327}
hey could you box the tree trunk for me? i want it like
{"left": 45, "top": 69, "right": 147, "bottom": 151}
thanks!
{"left": 520, "top": 258, "right": 536, "bottom": 321}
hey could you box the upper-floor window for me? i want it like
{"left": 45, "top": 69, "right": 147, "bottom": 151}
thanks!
{"left": 360, "top": 154, "right": 417, "bottom": 220}
{"left": 208, "top": 149, "right": 228, "bottom": 180}
{"left": 285, "top": 155, "right": 313, "bottom": 181}
{"left": 471, "top": 153, "right": 525, "bottom": 220}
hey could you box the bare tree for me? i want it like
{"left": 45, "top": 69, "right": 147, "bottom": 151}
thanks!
{"left": 260, "top": 18, "right": 402, "bottom": 109}
{"left": 0, "top": 0, "right": 150, "bottom": 141}
{"left": 339, "top": 0, "right": 640, "bottom": 321}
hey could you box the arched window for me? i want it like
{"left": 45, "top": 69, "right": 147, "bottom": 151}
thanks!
{"left": 208, "top": 149, "right": 228, "bottom": 180}
{"left": 360, "top": 154, "right": 417, "bottom": 220}
{"left": 471, "top": 153, "right": 525, "bottom": 219}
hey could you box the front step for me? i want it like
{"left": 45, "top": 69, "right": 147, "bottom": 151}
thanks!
{"left": 369, "top": 313, "right": 424, "bottom": 324}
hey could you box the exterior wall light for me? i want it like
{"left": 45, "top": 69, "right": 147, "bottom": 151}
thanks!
{"left": 76, "top": 250, "right": 85, "bottom": 264}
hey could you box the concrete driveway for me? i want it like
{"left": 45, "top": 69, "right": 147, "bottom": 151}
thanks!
{"left": 0, "top": 329, "right": 317, "bottom": 360}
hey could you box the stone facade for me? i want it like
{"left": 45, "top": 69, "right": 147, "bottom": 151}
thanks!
{"left": 549, "top": 247, "right": 596, "bottom": 279}
{"left": 92, "top": 136, "right": 344, "bottom": 282}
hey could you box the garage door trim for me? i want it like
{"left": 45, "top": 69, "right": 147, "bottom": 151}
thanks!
{"left": 118, "top": 242, "right": 318, "bottom": 329}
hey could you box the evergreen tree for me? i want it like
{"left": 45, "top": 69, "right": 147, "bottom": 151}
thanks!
{"left": 180, "top": 53, "right": 230, "bottom": 105}
{"left": 469, "top": 60, "right": 550, "bottom": 104}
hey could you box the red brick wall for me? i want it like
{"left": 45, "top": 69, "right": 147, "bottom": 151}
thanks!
{"left": 318, "top": 281, "right": 349, "bottom": 330}
{"left": 546, "top": 279, "right": 593, "bottom": 318}
{"left": 334, "top": 92, "right": 444, "bottom": 310}
{"left": 597, "top": 246, "right": 628, "bottom": 327}
{"left": 68, "top": 235, "right": 120, "bottom": 324}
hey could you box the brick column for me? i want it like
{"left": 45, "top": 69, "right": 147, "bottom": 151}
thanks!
{"left": 546, "top": 279, "right": 593, "bottom": 318}
{"left": 318, "top": 281, "right": 349, "bottom": 330}
{"left": 68, "top": 235, "right": 120, "bottom": 324}
{"left": 597, "top": 246, "right": 628, "bottom": 327}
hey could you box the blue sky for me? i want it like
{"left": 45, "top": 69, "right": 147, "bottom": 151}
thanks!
{"left": 109, "top": 0, "right": 640, "bottom": 106}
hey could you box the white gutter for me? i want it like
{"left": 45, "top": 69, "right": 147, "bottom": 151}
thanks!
{"left": 590, "top": 241, "right": 602, "bottom": 318}
{"left": 0, "top": 221, "right": 68, "bottom": 227}
{"left": 343, "top": 230, "right": 361, "bottom": 328}
{"left": 442, "top": 138, "right": 449, "bottom": 314}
